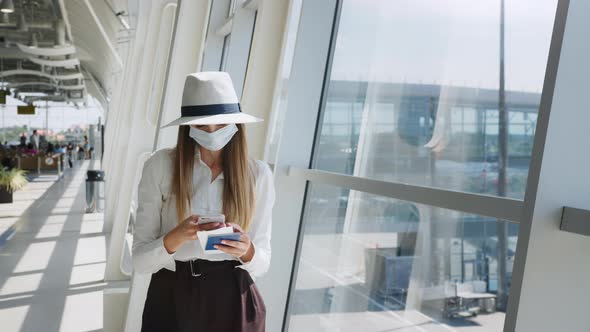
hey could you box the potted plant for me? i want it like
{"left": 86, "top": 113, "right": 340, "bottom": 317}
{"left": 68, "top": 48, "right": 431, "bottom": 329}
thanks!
{"left": 0, "top": 168, "right": 28, "bottom": 203}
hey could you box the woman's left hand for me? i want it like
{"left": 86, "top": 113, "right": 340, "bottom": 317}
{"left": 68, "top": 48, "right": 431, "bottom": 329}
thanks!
{"left": 214, "top": 223, "right": 254, "bottom": 262}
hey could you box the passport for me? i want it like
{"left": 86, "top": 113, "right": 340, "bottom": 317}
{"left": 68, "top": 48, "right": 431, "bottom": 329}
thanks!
{"left": 204, "top": 233, "right": 241, "bottom": 251}
{"left": 197, "top": 226, "right": 240, "bottom": 253}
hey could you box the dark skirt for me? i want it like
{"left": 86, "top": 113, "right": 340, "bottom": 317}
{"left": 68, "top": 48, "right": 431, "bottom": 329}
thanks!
{"left": 141, "top": 260, "right": 266, "bottom": 332}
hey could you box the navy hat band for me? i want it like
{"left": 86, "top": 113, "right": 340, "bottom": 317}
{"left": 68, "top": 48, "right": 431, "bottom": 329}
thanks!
{"left": 181, "top": 103, "right": 241, "bottom": 117}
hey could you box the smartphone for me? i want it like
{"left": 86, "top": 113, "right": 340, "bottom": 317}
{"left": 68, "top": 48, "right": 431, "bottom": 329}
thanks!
{"left": 196, "top": 214, "right": 226, "bottom": 225}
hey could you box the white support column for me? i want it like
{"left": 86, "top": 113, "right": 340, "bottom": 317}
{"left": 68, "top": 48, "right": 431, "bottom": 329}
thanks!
{"left": 103, "top": 6, "right": 151, "bottom": 231}
{"left": 101, "top": 35, "right": 133, "bottom": 174}
{"left": 2, "top": 104, "right": 5, "bottom": 144}
{"left": 103, "top": 1, "right": 179, "bottom": 331}
{"left": 506, "top": 0, "right": 590, "bottom": 331}
{"left": 114, "top": 1, "right": 212, "bottom": 331}
{"left": 45, "top": 100, "right": 48, "bottom": 136}
{"left": 155, "top": 0, "right": 212, "bottom": 150}
{"left": 240, "top": 0, "right": 291, "bottom": 160}
{"left": 104, "top": 0, "right": 178, "bottom": 281}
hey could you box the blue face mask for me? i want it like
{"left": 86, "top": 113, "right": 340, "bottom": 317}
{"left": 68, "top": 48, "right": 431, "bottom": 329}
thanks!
{"left": 189, "top": 124, "right": 238, "bottom": 151}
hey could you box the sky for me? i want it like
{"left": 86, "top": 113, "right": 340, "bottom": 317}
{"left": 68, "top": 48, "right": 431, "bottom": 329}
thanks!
{"left": 0, "top": 95, "right": 103, "bottom": 132}
{"left": 330, "top": 0, "right": 559, "bottom": 93}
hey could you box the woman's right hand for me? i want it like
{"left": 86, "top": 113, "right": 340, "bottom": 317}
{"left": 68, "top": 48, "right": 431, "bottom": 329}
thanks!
{"left": 163, "top": 215, "right": 223, "bottom": 254}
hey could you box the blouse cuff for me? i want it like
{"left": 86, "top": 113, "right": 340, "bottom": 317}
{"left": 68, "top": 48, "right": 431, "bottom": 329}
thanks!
{"left": 144, "top": 235, "right": 175, "bottom": 272}
{"left": 237, "top": 244, "right": 259, "bottom": 272}
{"left": 133, "top": 235, "right": 176, "bottom": 274}
{"left": 159, "top": 236, "right": 177, "bottom": 272}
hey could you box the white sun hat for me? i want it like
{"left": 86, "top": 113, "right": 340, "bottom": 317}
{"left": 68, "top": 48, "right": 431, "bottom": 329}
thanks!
{"left": 161, "top": 71, "right": 263, "bottom": 127}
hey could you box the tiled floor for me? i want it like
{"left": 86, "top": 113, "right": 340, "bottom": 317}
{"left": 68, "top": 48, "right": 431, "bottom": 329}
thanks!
{"left": 0, "top": 161, "right": 106, "bottom": 332}
{"left": 0, "top": 173, "right": 60, "bottom": 244}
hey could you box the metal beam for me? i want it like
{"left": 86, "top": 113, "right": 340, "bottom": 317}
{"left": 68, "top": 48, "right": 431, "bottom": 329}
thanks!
{"left": 16, "top": 43, "right": 76, "bottom": 56}
{"left": 28, "top": 56, "right": 80, "bottom": 67}
{"left": 82, "top": 66, "right": 109, "bottom": 106}
{"left": 0, "top": 22, "right": 54, "bottom": 29}
{"left": 0, "top": 69, "right": 83, "bottom": 81}
{"left": 7, "top": 81, "right": 85, "bottom": 90}
{"left": 83, "top": 0, "right": 123, "bottom": 69}
{"left": 57, "top": 0, "right": 74, "bottom": 43}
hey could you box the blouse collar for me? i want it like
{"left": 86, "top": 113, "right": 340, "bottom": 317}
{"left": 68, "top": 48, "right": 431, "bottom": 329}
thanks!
{"left": 194, "top": 147, "right": 224, "bottom": 180}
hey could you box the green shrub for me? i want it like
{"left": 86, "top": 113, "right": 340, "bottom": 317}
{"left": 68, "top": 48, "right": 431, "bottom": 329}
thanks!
{"left": 0, "top": 168, "right": 28, "bottom": 193}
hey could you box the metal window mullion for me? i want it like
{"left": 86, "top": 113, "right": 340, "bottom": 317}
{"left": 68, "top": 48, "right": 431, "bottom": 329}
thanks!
{"left": 224, "top": 6, "right": 256, "bottom": 97}
{"left": 307, "top": 0, "right": 345, "bottom": 171}
{"left": 280, "top": 0, "right": 343, "bottom": 331}
{"left": 260, "top": 0, "right": 341, "bottom": 331}
{"left": 200, "top": 0, "right": 231, "bottom": 71}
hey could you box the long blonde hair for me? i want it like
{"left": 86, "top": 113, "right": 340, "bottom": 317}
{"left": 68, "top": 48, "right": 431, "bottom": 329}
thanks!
{"left": 172, "top": 124, "right": 255, "bottom": 230}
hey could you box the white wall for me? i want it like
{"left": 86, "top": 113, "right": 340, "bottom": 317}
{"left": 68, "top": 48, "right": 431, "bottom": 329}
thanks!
{"left": 509, "top": 0, "right": 590, "bottom": 331}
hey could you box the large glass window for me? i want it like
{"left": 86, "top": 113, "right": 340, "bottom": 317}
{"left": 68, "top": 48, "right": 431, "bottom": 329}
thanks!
{"left": 287, "top": 184, "right": 518, "bottom": 331}
{"left": 201, "top": 0, "right": 256, "bottom": 97}
{"left": 313, "top": 0, "right": 557, "bottom": 199}
{"left": 284, "top": 0, "right": 558, "bottom": 330}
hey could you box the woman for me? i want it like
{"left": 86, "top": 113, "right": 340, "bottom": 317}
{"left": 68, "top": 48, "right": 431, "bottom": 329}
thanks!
{"left": 24, "top": 142, "right": 38, "bottom": 155}
{"left": 133, "top": 72, "right": 274, "bottom": 332}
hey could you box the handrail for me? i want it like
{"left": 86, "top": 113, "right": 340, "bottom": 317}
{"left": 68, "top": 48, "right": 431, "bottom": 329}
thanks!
{"left": 287, "top": 166, "right": 524, "bottom": 223}
{"left": 560, "top": 207, "right": 590, "bottom": 236}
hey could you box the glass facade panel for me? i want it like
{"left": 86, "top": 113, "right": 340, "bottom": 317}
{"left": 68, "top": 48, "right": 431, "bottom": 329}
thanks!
{"left": 265, "top": 0, "right": 304, "bottom": 162}
{"left": 313, "top": 0, "right": 557, "bottom": 199}
{"left": 287, "top": 183, "right": 519, "bottom": 331}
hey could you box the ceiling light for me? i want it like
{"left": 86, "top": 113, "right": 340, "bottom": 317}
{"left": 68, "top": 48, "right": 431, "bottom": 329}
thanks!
{"left": 29, "top": 33, "right": 37, "bottom": 47}
{"left": 16, "top": 13, "right": 27, "bottom": 32}
{"left": 54, "top": 20, "right": 65, "bottom": 46}
{"left": 0, "top": 0, "right": 14, "bottom": 14}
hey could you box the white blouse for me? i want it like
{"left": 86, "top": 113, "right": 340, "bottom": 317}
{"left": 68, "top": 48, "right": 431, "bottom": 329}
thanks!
{"left": 132, "top": 148, "right": 275, "bottom": 278}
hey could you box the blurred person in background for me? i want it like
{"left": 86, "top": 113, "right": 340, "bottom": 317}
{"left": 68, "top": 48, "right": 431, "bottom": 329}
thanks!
{"left": 30, "top": 130, "right": 39, "bottom": 150}
{"left": 66, "top": 142, "right": 74, "bottom": 168}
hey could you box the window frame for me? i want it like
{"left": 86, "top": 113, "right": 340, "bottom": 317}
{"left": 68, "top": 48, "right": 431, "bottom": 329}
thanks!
{"left": 263, "top": 0, "right": 570, "bottom": 331}
{"left": 201, "top": 0, "right": 257, "bottom": 98}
